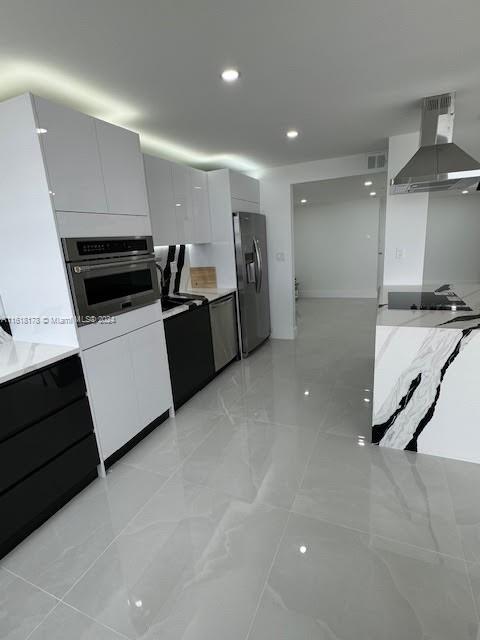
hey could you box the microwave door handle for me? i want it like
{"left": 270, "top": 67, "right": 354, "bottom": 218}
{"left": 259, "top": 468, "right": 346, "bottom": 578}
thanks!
{"left": 253, "top": 237, "right": 262, "bottom": 293}
{"left": 72, "top": 256, "right": 154, "bottom": 272}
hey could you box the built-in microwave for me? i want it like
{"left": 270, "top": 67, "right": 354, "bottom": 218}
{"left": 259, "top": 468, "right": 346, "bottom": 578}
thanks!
{"left": 62, "top": 236, "right": 160, "bottom": 325}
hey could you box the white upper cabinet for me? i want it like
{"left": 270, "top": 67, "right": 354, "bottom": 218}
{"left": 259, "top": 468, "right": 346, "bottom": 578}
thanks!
{"left": 191, "top": 168, "right": 212, "bottom": 243}
{"left": 144, "top": 154, "right": 181, "bottom": 245}
{"left": 95, "top": 119, "right": 149, "bottom": 216}
{"left": 34, "top": 96, "right": 108, "bottom": 213}
{"left": 229, "top": 170, "right": 260, "bottom": 204}
{"left": 144, "top": 154, "right": 212, "bottom": 246}
{"left": 172, "top": 163, "right": 193, "bottom": 242}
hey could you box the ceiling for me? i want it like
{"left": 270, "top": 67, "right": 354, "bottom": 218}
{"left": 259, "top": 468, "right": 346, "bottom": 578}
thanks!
{"left": 293, "top": 173, "right": 387, "bottom": 209}
{"left": 1, "top": 0, "right": 480, "bottom": 171}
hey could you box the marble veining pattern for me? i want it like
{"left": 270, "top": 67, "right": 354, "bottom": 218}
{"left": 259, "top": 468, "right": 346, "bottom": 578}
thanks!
{"left": 373, "top": 324, "right": 479, "bottom": 451}
{"left": 2, "top": 299, "right": 479, "bottom": 639}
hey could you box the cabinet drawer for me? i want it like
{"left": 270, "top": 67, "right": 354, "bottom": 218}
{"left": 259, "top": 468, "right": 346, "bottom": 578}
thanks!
{"left": 0, "top": 398, "right": 95, "bottom": 494}
{"left": 0, "top": 435, "right": 99, "bottom": 559}
{"left": 0, "top": 356, "right": 86, "bottom": 443}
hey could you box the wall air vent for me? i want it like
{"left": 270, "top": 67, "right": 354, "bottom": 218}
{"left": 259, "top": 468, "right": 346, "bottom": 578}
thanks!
{"left": 367, "top": 153, "right": 386, "bottom": 170}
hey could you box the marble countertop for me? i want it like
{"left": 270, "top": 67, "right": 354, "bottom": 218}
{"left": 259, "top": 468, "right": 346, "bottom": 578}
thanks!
{"left": 161, "top": 288, "right": 237, "bottom": 320}
{"left": 377, "top": 283, "right": 480, "bottom": 329}
{"left": 0, "top": 337, "right": 79, "bottom": 385}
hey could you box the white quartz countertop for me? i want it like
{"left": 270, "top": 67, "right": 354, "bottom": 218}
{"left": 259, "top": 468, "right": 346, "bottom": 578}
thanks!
{"left": 377, "top": 283, "right": 480, "bottom": 329}
{"left": 161, "top": 288, "right": 237, "bottom": 320}
{"left": 0, "top": 338, "right": 79, "bottom": 385}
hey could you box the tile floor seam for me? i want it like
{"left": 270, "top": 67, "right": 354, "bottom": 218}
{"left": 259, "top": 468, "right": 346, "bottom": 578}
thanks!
{"left": 23, "top": 600, "right": 63, "bottom": 640}
{"left": 243, "top": 510, "right": 293, "bottom": 640}
{"left": 241, "top": 431, "right": 323, "bottom": 640}
{"left": 57, "top": 409, "right": 227, "bottom": 607}
{"left": 168, "top": 473, "right": 293, "bottom": 515}
{"left": 287, "top": 506, "right": 470, "bottom": 563}
{"left": 58, "top": 601, "right": 132, "bottom": 640}
{"left": 2, "top": 566, "right": 61, "bottom": 601}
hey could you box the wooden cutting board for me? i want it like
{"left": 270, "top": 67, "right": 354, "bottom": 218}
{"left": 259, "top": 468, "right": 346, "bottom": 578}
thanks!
{"left": 190, "top": 267, "right": 217, "bottom": 289}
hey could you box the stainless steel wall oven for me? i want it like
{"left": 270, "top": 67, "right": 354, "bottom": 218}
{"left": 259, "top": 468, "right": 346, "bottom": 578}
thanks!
{"left": 62, "top": 237, "right": 160, "bottom": 325}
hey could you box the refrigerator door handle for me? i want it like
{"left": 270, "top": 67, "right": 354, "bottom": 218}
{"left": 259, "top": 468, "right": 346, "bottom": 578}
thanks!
{"left": 253, "top": 237, "right": 262, "bottom": 293}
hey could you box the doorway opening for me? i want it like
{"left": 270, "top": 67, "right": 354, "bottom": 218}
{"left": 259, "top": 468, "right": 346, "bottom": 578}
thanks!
{"left": 290, "top": 172, "right": 387, "bottom": 437}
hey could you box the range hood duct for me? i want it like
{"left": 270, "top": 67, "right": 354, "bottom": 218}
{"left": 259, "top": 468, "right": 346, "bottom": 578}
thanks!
{"left": 390, "top": 92, "right": 480, "bottom": 194}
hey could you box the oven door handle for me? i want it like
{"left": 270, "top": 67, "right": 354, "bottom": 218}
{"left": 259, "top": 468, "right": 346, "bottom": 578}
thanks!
{"left": 71, "top": 256, "right": 155, "bottom": 273}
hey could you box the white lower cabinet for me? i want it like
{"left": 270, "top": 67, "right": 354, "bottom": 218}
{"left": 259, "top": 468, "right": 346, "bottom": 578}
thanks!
{"left": 82, "top": 320, "right": 172, "bottom": 461}
{"left": 129, "top": 322, "right": 172, "bottom": 427}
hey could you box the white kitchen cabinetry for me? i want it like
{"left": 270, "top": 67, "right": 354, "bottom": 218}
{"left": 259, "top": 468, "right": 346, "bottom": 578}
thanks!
{"left": 145, "top": 155, "right": 212, "bottom": 245}
{"left": 82, "top": 333, "right": 138, "bottom": 460}
{"left": 34, "top": 96, "right": 108, "bottom": 214}
{"left": 144, "top": 154, "right": 182, "bottom": 245}
{"left": 229, "top": 170, "right": 260, "bottom": 204}
{"left": 129, "top": 322, "right": 172, "bottom": 427}
{"left": 172, "top": 163, "right": 193, "bottom": 242}
{"left": 95, "top": 119, "right": 149, "bottom": 216}
{"left": 191, "top": 168, "right": 212, "bottom": 243}
{"left": 82, "top": 320, "right": 172, "bottom": 461}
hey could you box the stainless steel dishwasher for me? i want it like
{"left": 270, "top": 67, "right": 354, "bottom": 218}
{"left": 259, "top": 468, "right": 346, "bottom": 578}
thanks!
{"left": 209, "top": 294, "right": 239, "bottom": 372}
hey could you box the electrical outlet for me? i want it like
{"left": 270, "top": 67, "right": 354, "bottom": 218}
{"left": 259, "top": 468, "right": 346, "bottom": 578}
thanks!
{"left": 395, "top": 248, "right": 405, "bottom": 260}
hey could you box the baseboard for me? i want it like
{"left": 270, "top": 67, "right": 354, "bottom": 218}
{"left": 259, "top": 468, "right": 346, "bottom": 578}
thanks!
{"left": 299, "top": 289, "right": 377, "bottom": 299}
{"left": 105, "top": 410, "right": 170, "bottom": 469}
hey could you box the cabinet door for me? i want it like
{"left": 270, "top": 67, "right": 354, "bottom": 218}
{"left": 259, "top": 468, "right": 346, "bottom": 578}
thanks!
{"left": 95, "top": 120, "right": 149, "bottom": 215}
{"left": 34, "top": 96, "right": 108, "bottom": 213}
{"left": 172, "top": 164, "right": 193, "bottom": 243}
{"left": 191, "top": 168, "right": 212, "bottom": 243}
{"left": 129, "top": 321, "right": 172, "bottom": 427}
{"left": 164, "top": 306, "right": 215, "bottom": 409}
{"left": 82, "top": 335, "right": 139, "bottom": 460}
{"left": 144, "top": 155, "right": 181, "bottom": 245}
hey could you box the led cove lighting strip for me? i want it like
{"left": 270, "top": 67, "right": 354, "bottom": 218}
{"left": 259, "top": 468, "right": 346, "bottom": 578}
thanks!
{"left": 0, "top": 60, "right": 262, "bottom": 172}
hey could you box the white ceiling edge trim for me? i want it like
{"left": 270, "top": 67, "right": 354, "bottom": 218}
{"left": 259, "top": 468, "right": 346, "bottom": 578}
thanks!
{"left": 0, "top": 60, "right": 262, "bottom": 173}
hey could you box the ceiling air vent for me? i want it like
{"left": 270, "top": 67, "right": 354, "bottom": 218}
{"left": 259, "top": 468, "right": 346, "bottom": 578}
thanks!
{"left": 367, "top": 153, "right": 386, "bottom": 170}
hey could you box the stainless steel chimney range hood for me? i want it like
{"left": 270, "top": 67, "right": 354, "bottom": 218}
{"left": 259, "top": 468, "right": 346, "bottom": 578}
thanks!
{"left": 391, "top": 92, "right": 480, "bottom": 194}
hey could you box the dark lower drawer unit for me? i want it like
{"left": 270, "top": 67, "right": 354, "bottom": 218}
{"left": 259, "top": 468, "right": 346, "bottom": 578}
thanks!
{"left": 0, "top": 397, "right": 94, "bottom": 494}
{"left": 0, "top": 355, "right": 86, "bottom": 442}
{"left": 0, "top": 355, "right": 99, "bottom": 559}
{"left": 164, "top": 305, "right": 215, "bottom": 409}
{"left": 0, "top": 435, "right": 99, "bottom": 558}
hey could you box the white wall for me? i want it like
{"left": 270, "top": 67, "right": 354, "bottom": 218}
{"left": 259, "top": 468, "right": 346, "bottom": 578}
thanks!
{"left": 383, "top": 132, "right": 429, "bottom": 286}
{"left": 294, "top": 198, "right": 380, "bottom": 298}
{"left": 255, "top": 154, "right": 385, "bottom": 339}
{"left": 423, "top": 193, "right": 480, "bottom": 284}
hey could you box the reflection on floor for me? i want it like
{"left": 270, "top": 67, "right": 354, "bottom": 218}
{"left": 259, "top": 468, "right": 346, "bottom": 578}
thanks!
{"left": 2, "top": 298, "right": 480, "bottom": 639}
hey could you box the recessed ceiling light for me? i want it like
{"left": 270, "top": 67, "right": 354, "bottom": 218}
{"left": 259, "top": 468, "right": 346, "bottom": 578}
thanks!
{"left": 462, "top": 190, "right": 469, "bottom": 194}
{"left": 221, "top": 68, "right": 240, "bottom": 82}
{"left": 36, "top": 127, "right": 47, "bottom": 134}
{"left": 300, "top": 198, "right": 307, "bottom": 204}
{"left": 286, "top": 129, "right": 299, "bottom": 139}
{"left": 364, "top": 180, "right": 373, "bottom": 187}
{"left": 369, "top": 191, "right": 377, "bottom": 197}
{"left": 175, "top": 203, "right": 182, "bottom": 207}
{"left": 304, "top": 389, "right": 310, "bottom": 396}
{"left": 299, "top": 545, "right": 307, "bottom": 554}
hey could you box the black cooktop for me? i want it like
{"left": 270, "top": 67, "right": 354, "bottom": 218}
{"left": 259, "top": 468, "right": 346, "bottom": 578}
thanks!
{"left": 388, "top": 291, "right": 472, "bottom": 311}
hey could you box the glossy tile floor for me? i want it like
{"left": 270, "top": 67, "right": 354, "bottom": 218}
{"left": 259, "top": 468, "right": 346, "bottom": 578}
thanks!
{"left": 3, "top": 298, "right": 480, "bottom": 639}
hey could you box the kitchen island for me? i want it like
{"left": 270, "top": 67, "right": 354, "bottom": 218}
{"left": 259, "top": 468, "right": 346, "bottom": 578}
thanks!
{"left": 373, "top": 283, "right": 480, "bottom": 463}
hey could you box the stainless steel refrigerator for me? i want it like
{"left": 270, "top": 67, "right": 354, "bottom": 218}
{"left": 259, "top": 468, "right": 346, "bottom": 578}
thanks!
{"left": 233, "top": 211, "right": 271, "bottom": 356}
